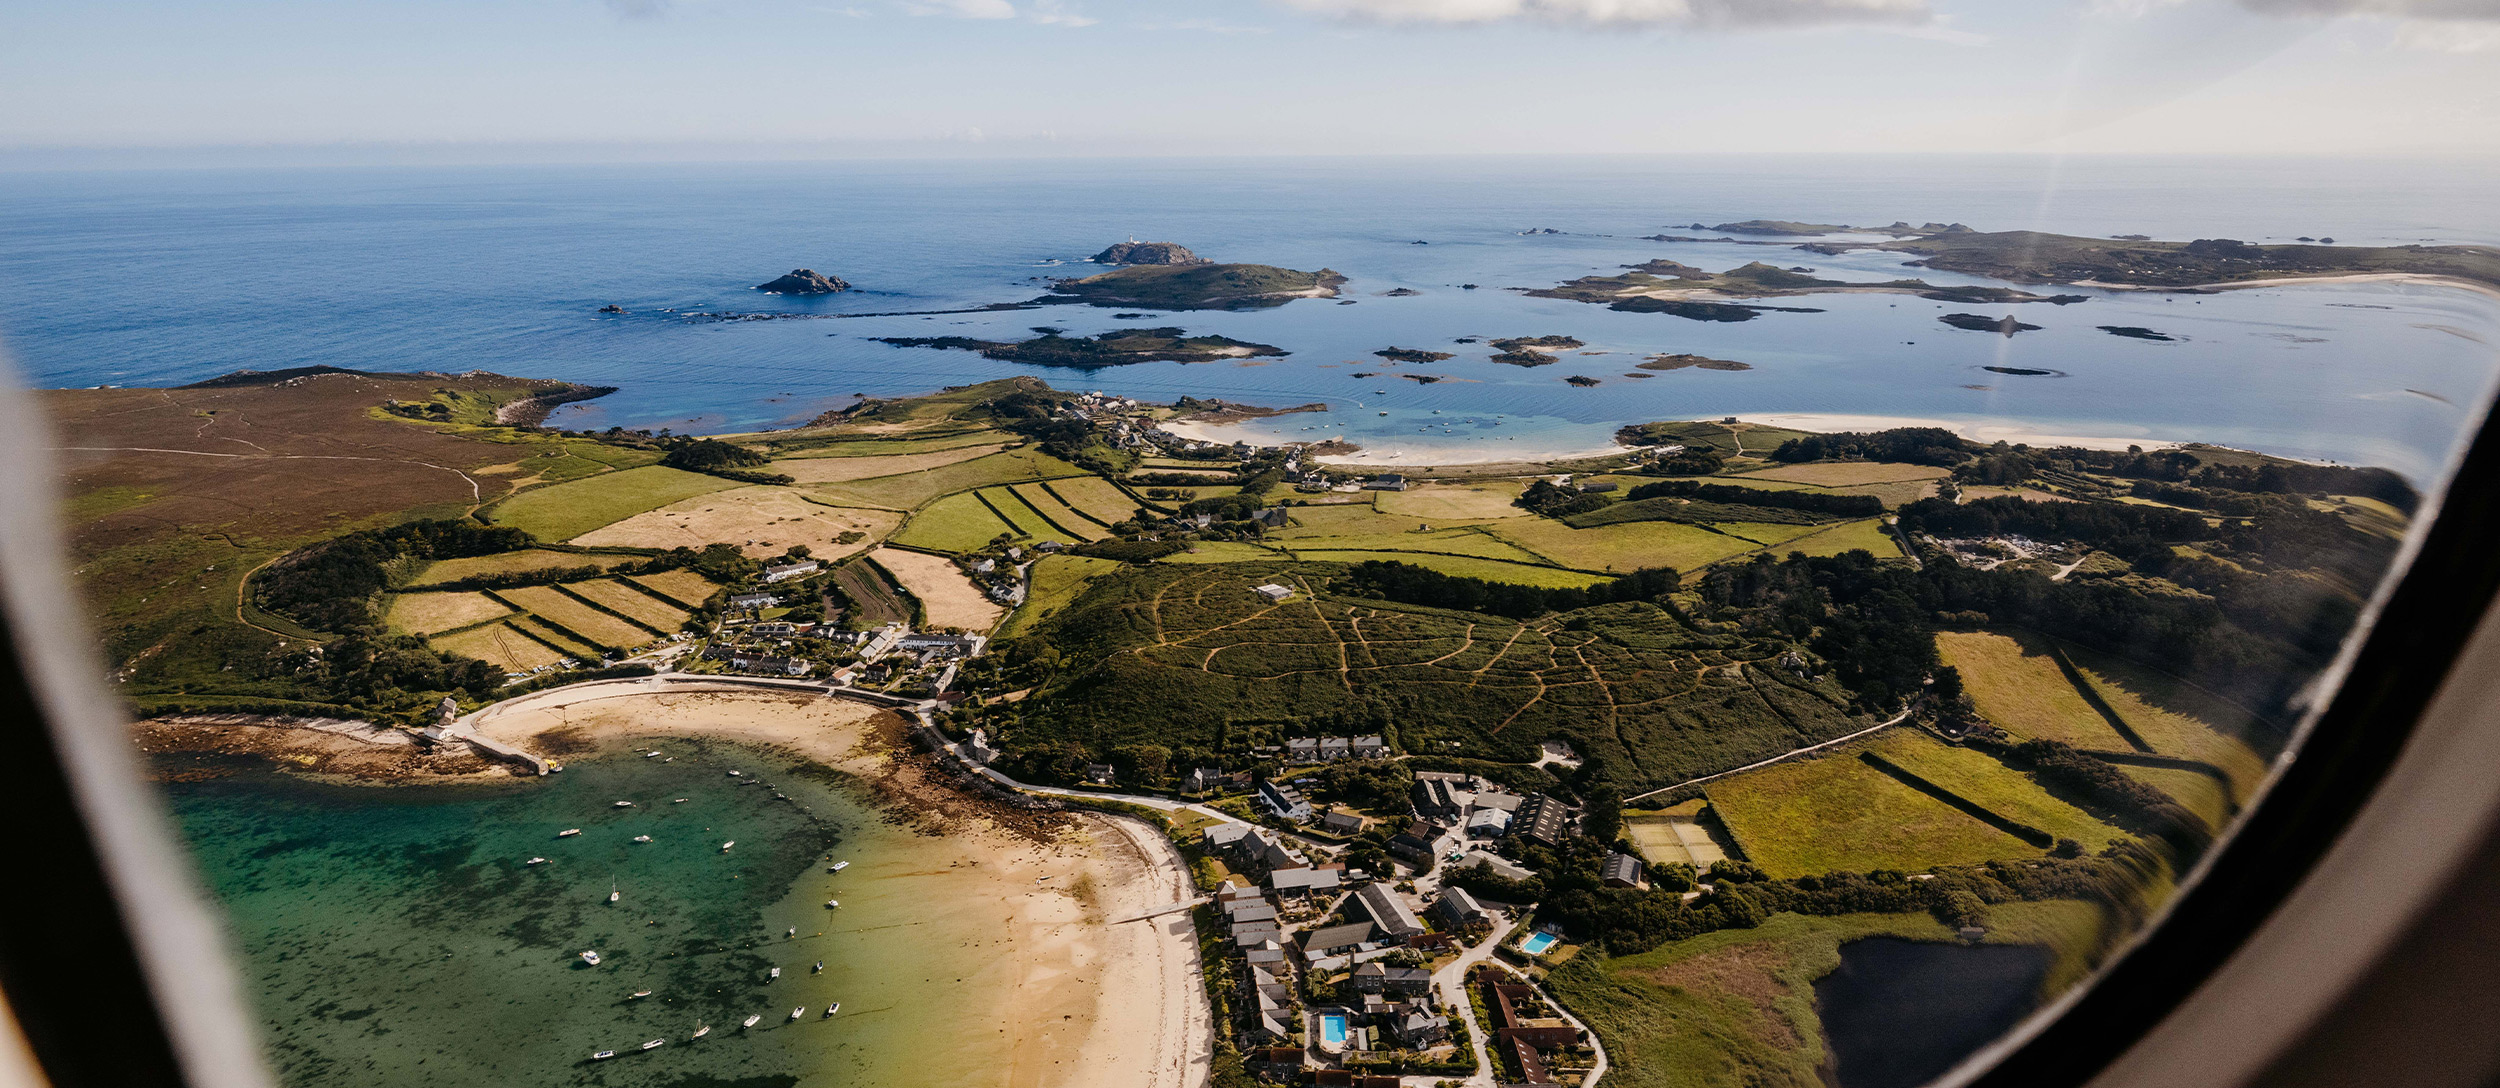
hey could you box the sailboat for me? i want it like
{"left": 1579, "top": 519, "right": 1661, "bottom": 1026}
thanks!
{"left": 608, "top": 880, "right": 620, "bottom": 904}
{"left": 613, "top": 800, "right": 635, "bottom": 808}
{"left": 630, "top": 990, "right": 652, "bottom": 999}
{"left": 640, "top": 1038, "right": 664, "bottom": 1051}
{"left": 632, "top": 835, "right": 653, "bottom": 844}
{"left": 721, "top": 841, "right": 735, "bottom": 852}
{"left": 742, "top": 1014, "right": 762, "bottom": 1029}
{"left": 558, "top": 828, "right": 582, "bottom": 838}
{"left": 812, "top": 961, "right": 823, "bottom": 974}
{"left": 527, "top": 857, "right": 548, "bottom": 865}
{"left": 768, "top": 967, "right": 781, "bottom": 980}
{"left": 692, "top": 1025, "right": 711, "bottom": 1039}
{"left": 824, "top": 899, "right": 840, "bottom": 909}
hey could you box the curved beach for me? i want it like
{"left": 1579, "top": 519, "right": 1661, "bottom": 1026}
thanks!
{"left": 467, "top": 686, "right": 1208, "bottom": 1088}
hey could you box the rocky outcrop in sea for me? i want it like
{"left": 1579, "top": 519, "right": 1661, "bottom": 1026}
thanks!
{"left": 754, "top": 269, "right": 852, "bottom": 295}
{"left": 1091, "top": 241, "right": 1207, "bottom": 266}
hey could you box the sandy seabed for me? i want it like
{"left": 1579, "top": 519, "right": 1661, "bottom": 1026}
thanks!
{"left": 152, "top": 687, "right": 1208, "bottom": 1088}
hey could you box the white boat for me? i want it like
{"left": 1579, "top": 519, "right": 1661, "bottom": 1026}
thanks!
{"left": 812, "top": 961, "right": 823, "bottom": 973}
{"left": 822, "top": 1003, "right": 838, "bottom": 1018}
{"left": 742, "top": 1014, "right": 762, "bottom": 1029}
{"left": 789, "top": 1007, "right": 804, "bottom": 1021}
{"left": 786, "top": 927, "right": 796, "bottom": 937}
{"left": 613, "top": 800, "right": 635, "bottom": 808}
{"left": 672, "top": 798, "right": 688, "bottom": 804}
{"left": 728, "top": 771, "right": 742, "bottom": 777}
{"left": 768, "top": 967, "right": 781, "bottom": 980}
{"left": 632, "top": 835, "right": 653, "bottom": 843}
{"left": 830, "top": 861, "right": 849, "bottom": 872}
{"left": 581, "top": 950, "right": 602, "bottom": 965}
{"left": 721, "top": 841, "right": 735, "bottom": 852}
{"left": 608, "top": 881, "right": 620, "bottom": 904}
{"left": 641, "top": 1039, "right": 664, "bottom": 1051}
{"left": 644, "top": 751, "right": 661, "bottom": 758}
{"left": 692, "top": 1025, "right": 711, "bottom": 1039}
{"left": 592, "top": 1049, "right": 616, "bottom": 1060}
{"left": 527, "top": 857, "right": 548, "bottom": 865}
{"left": 631, "top": 990, "right": 652, "bottom": 999}
{"left": 558, "top": 829, "right": 582, "bottom": 838}
{"left": 824, "top": 899, "right": 839, "bottom": 909}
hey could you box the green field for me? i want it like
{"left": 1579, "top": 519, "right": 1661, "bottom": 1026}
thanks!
{"left": 1935, "top": 630, "right": 2138, "bottom": 750}
{"left": 1775, "top": 518, "right": 1904, "bottom": 558}
{"left": 2121, "top": 765, "right": 2235, "bottom": 831}
{"left": 809, "top": 447, "right": 1082, "bottom": 510}
{"left": 1484, "top": 517, "right": 1761, "bottom": 573}
{"left": 409, "top": 548, "right": 643, "bottom": 587}
{"left": 1281, "top": 551, "right": 1607, "bottom": 588}
{"left": 1548, "top": 902, "right": 2108, "bottom": 1088}
{"left": 998, "top": 555, "right": 1128, "bottom": 638}
{"left": 1011, "top": 563, "right": 1870, "bottom": 789}
{"left": 889, "top": 491, "right": 1023, "bottom": 553}
{"left": 2058, "top": 643, "right": 2274, "bottom": 801}
{"left": 1004, "top": 483, "right": 1106, "bottom": 540}
{"left": 764, "top": 428, "right": 1012, "bottom": 458}
{"left": 1867, "top": 731, "right": 2128, "bottom": 851}
{"left": 1937, "top": 629, "right": 2274, "bottom": 802}
{"left": 1707, "top": 734, "right": 2063, "bottom": 878}
{"left": 485, "top": 466, "right": 739, "bottom": 542}
{"left": 1157, "top": 541, "right": 1290, "bottom": 564}
{"left": 1274, "top": 526, "right": 1556, "bottom": 564}
{"left": 1039, "top": 476, "right": 1144, "bottom": 527}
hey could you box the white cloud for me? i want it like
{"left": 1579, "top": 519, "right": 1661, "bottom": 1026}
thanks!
{"left": 904, "top": 0, "right": 1017, "bottom": 18}
{"left": 1028, "top": 0, "right": 1101, "bottom": 25}
{"left": 1270, "top": 0, "right": 1932, "bottom": 30}
{"left": 2238, "top": 0, "right": 2500, "bottom": 18}
{"left": 2393, "top": 16, "right": 2500, "bottom": 45}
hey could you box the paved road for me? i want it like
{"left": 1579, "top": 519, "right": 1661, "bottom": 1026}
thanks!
{"left": 1427, "top": 916, "right": 1519, "bottom": 1088}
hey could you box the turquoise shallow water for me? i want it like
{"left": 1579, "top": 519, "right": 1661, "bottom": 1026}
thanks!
{"left": 161, "top": 739, "right": 901, "bottom": 1088}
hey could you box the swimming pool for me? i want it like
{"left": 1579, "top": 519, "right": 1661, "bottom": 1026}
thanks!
{"left": 1320, "top": 1015, "right": 1349, "bottom": 1046}
{"left": 1520, "top": 931, "right": 1559, "bottom": 955}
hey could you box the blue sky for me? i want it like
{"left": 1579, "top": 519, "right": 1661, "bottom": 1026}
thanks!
{"left": 2, "top": 0, "right": 2494, "bottom": 160}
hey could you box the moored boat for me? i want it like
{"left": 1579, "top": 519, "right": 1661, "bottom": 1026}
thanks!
{"left": 812, "top": 961, "right": 823, "bottom": 973}
{"left": 742, "top": 1014, "right": 762, "bottom": 1029}
{"left": 823, "top": 1002, "right": 839, "bottom": 1017}
{"left": 581, "top": 950, "right": 602, "bottom": 965}
{"left": 632, "top": 835, "right": 652, "bottom": 843}
{"left": 789, "top": 1007, "right": 804, "bottom": 1021}
{"left": 721, "top": 841, "right": 735, "bottom": 852}
{"left": 692, "top": 1025, "right": 711, "bottom": 1039}
{"left": 824, "top": 899, "right": 839, "bottom": 909}
{"left": 641, "top": 1038, "right": 664, "bottom": 1050}
{"left": 768, "top": 967, "right": 781, "bottom": 980}
{"left": 527, "top": 857, "right": 548, "bottom": 865}
{"left": 631, "top": 990, "right": 652, "bottom": 999}
{"left": 592, "top": 1050, "right": 616, "bottom": 1060}
{"left": 829, "top": 860, "right": 849, "bottom": 872}
{"left": 613, "top": 800, "right": 634, "bottom": 808}
{"left": 558, "top": 829, "right": 582, "bottom": 838}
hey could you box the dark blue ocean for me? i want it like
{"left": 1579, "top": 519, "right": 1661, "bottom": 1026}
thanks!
{"left": 3, "top": 155, "right": 2495, "bottom": 479}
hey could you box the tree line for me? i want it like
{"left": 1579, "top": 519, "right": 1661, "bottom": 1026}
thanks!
{"left": 1624, "top": 478, "right": 1884, "bottom": 517}
{"left": 1335, "top": 561, "right": 1682, "bottom": 620}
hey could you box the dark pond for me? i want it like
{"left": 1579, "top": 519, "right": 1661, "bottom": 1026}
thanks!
{"left": 1814, "top": 937, "right": 2053, "bottom": 1088}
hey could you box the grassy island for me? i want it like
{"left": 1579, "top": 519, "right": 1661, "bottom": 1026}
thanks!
{"left": 1049, "top": 262, "right": 1344, "bottom": 310}
{"left": 877, "top": 326, "right": 1287, "bottom": 368}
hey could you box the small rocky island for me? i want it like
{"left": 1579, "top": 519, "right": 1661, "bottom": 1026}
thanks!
{"left": 1092, "top": 241, "right": 1209, "bottom": 266}
{"left": 754, "top": 268, "right": 851, "bottom": 295}
{"left": 876, "top": 326, "right": 1286, "bottom": 368}
{"left": 1941, "top": 313, "right": 2044, "bottom": 336}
